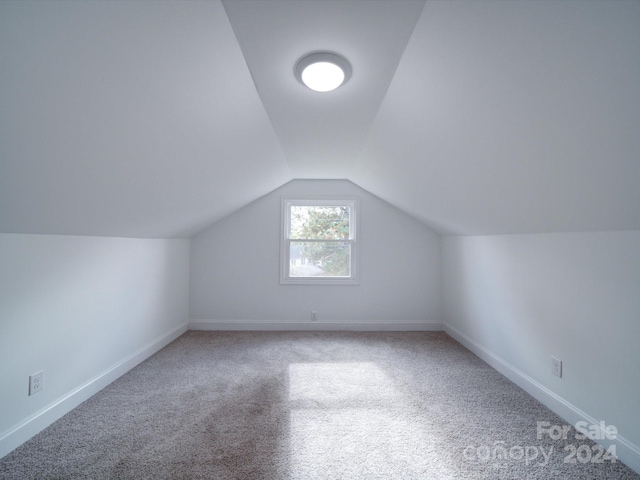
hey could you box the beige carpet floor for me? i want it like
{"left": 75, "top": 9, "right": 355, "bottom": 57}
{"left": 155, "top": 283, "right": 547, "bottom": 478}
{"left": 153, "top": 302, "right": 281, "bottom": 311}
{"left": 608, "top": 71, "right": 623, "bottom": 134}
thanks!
{"left": 0, "top": 331, "right": 637, "bottom": 479}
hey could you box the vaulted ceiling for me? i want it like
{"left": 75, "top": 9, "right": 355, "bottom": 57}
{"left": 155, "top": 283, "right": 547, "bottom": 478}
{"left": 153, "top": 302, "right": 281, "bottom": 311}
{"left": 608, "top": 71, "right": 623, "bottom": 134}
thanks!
{"left": 1, "top": 0, "right": 639, "bottom": 238}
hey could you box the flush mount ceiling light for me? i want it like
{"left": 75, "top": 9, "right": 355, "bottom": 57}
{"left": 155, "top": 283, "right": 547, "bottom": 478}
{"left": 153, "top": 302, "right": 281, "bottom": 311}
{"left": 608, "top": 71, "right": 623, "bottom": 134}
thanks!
{"left": 295, "top": 51, "right": 352, "bottom": 92}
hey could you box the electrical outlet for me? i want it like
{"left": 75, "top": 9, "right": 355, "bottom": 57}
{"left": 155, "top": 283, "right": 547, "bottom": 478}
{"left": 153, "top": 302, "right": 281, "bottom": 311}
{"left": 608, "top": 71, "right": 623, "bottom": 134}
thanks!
{"left": 311, "top": 310, "right": 318, "bottom": 321}
{"left": 551, "top": 357, "right": 562, "bottom": 378}
{"left": 29, "top": 371, "right": 44, "bottom": 395}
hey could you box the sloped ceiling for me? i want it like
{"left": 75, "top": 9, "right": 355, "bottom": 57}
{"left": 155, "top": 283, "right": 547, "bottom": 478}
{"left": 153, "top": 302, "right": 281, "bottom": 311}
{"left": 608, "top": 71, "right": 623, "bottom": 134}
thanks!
{"left": 353, "top": 0, "right": 640, "bottom": 234}
{"left": 1, "top": 0, "right": 639, "bottom": 238}
{"left": 0, "top": 0, "right": 291, "bottom": 238}
{"left": 222, "top": 0, "right": 425, "bottom": 179}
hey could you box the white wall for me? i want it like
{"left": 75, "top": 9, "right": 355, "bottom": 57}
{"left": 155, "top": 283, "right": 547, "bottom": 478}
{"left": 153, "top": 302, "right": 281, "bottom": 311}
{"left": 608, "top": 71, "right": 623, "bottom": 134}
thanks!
{"left": 442, "top": 231, "right": 640, "bottom": 471}
{"left": 190, "top": 179, "right": 441, "bottom": 330}
{"left": 0, "top": 234, "right": 190, "bottom": 458}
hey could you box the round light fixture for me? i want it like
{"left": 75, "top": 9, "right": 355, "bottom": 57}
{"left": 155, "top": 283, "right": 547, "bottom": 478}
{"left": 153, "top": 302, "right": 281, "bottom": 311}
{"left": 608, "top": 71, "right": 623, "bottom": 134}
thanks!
{"left": 295, "top": 51, "right": 352, "bottom": 92}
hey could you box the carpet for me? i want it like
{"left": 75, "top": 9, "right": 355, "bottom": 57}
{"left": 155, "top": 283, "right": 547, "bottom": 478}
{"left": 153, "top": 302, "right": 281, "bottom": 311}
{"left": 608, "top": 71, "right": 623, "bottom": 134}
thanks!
{"left": 1, "top": 331, "right": 637, "bottom": 479}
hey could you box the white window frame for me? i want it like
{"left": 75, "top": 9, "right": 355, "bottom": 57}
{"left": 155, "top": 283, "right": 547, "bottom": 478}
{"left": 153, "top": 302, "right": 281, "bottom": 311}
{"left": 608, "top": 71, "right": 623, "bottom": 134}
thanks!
{"left": 280, "top": 196, "right": 359, "bottom": 285}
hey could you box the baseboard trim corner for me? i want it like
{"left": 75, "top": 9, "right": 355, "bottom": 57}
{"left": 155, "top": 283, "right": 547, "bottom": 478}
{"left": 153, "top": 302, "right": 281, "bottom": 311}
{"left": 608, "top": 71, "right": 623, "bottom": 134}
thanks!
{"left": 0, "top": 321, "right": 189, "bottom": 460}
{"left": 443, "top": 322, "right": 640, "bottom": 476}
{"left": 189, "top": 320, "right": 443, "bottom": 332}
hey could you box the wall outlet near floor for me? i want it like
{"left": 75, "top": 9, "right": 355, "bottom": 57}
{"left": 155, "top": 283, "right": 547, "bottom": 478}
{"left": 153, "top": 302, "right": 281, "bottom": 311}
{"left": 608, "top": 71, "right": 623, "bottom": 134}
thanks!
{"left": 29, "top": 371, "right": 44, "bottom": 395}
{"left": 551, "top": 357, "right": 562, "bottom": 378}
{"left": 311, "top": 310, "right": 318, "bottom": 321}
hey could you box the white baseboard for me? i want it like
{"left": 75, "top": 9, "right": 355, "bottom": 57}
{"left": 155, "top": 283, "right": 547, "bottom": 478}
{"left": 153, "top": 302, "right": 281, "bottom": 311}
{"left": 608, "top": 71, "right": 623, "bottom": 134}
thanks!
{"left": 0, "top": 322, "right": 189, "bottom": 460}
{"left": 443, "top": 322, "right": 640, "bottom": 476}
{"left": 189, "top": 319, "right": 443, "bottom": 332}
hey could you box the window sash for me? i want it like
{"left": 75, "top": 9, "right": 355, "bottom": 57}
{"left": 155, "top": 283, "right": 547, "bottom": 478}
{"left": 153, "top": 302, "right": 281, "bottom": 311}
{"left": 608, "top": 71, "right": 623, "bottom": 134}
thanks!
{"left": 281, "top": 197, "right": 359, "bottom": 285}
{"left": 289, "top": 205, "right": 351, "bottom": 240}
{"left": 285, "top": 202, "right": 355, "bottom": 241}
{"left": 286, "top": 239, "right": 354, "bottom": 278}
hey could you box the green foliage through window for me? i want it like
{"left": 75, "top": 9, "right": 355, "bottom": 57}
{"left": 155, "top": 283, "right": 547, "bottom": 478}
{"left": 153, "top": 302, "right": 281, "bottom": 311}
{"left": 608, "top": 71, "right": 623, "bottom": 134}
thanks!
{"left": 289, "top": 206, "right": 351, "bottom": 277}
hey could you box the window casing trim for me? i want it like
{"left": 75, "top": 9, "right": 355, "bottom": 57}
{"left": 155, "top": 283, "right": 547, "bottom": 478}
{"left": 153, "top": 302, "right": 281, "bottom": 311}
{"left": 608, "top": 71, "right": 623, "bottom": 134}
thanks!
{"left": 280, "top": 196, "right": 359, "bottom": 285}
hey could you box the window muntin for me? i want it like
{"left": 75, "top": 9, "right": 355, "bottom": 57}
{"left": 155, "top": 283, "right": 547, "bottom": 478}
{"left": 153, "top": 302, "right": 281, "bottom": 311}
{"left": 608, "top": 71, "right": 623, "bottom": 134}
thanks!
{"left": 281, "top": 198, "right": 358, "bottom": 285}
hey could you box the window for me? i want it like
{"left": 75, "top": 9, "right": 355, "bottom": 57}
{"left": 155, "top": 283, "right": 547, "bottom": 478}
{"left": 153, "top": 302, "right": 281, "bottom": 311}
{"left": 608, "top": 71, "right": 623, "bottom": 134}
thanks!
{"left": 281, "top": 197, "right": 359, "bottom": 285}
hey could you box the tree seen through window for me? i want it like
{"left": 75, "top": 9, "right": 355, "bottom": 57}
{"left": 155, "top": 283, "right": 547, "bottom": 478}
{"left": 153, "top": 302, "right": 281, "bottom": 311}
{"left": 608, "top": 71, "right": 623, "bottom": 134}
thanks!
{"left": 290, "top": 205, "right": 351, "bottom": 277}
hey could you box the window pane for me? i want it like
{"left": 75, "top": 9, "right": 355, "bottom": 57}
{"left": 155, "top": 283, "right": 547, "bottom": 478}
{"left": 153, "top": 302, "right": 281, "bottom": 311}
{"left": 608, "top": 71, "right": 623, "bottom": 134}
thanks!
{"left": 290, "top": 206, "right": 350, "bottom": 240}
{"left": 289, "top": 241, "right": 351, "bottom": 277}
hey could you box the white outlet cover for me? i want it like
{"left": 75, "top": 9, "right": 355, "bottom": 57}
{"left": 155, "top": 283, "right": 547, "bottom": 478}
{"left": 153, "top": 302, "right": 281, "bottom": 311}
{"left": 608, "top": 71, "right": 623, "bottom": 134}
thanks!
{"left": 551, "top": 357, "right": 562, "bottom": 378}
{"left": 29, "top": 371, "right": 44, "bottom": 395}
